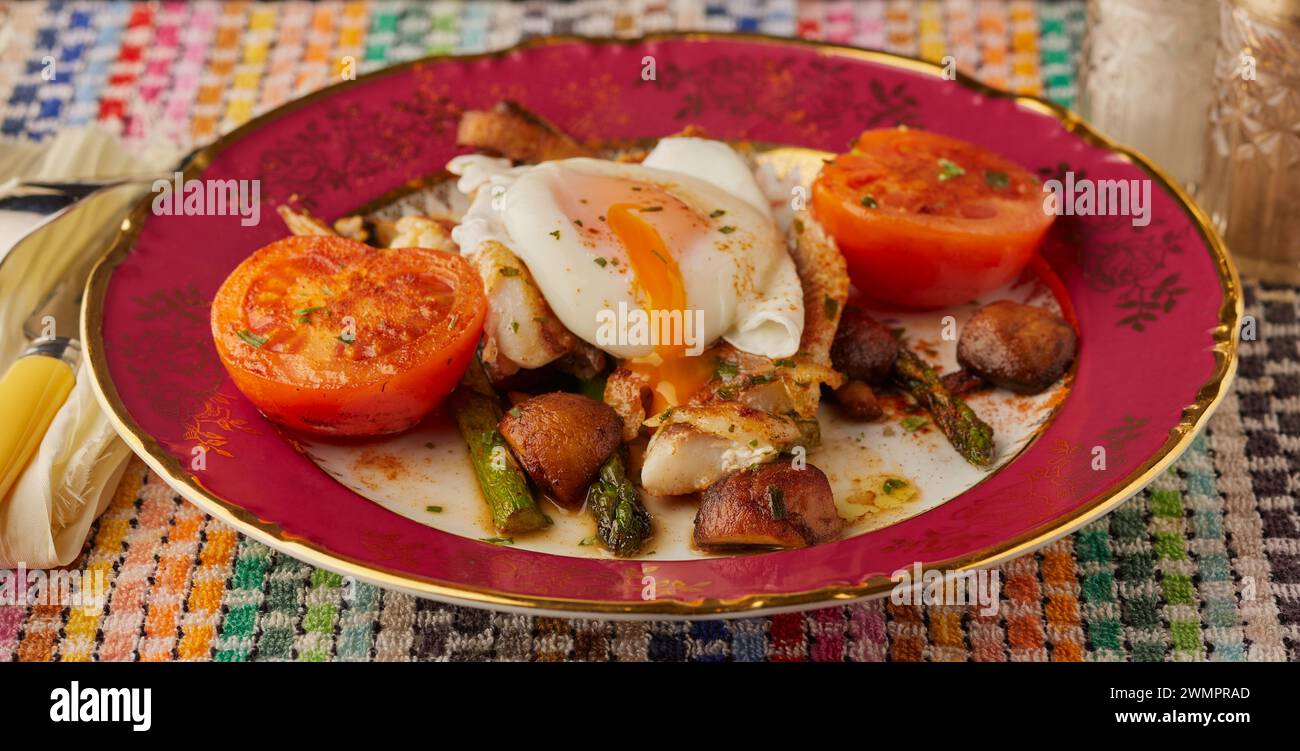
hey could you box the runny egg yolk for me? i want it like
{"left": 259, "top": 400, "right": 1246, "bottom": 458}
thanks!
{"left": 606, "top": 203, "right": 686, "bottom": 355}
{"left": 607, "top": 201, "right": 716, "bottom": 414}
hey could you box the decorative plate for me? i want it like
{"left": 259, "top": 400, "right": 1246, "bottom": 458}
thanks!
{"left": 84, "top": 34, "right": 1239, "bottom": 618}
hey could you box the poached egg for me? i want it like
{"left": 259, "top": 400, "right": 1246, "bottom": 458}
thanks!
{"left": 449, "top": 138, "right": 804, "bottom": 409}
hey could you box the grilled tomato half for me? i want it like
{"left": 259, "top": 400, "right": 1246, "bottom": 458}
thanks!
{"left": 211, "top": 235, "right": 486, "bottom": 436}
{"left": 811, "top": 127, "right": 1054, "bottom": 309}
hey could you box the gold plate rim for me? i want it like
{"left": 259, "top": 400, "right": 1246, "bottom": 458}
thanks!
{"left": 81, "top": 32, "right": 1242, "bottom": 619}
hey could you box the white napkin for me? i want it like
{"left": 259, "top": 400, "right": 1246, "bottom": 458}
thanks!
{"left": 0, "top": 127, "right": 182, "bottom": 568}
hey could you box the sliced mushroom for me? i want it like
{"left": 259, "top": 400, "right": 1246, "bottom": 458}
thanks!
{"left": 498, "top": 392, "right": 623, "bottom": 508}
{"left": 831, "top": 305, "right": 899, "bottom": 385}
{"left": 940, "top": 368, "right": 987, "bottom": 397}
{"left": 833, "top": 380, "right": 883, "bottom": 421}
{"left": 694, "top": 462, "right": 842, "bottom": 549}
{"left": 957, "top": 300, "right": 1077, "bottom": 394}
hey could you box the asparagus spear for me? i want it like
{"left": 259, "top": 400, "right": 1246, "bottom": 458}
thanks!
{"left": 892, "top": 348, "right": 995, "bottom": 468}
{"left": 451, "top": 359, "right": 550, "bottom": 534}
{"left": 585, "top": 452, "right": 652, "bottom": 557}
{"left": 575, "top": 374, "right": 608, "bottom": 402}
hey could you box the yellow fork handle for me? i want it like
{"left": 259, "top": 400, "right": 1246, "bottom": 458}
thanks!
{"left": 0, "top": 354, "right": 76, "bottom": 502}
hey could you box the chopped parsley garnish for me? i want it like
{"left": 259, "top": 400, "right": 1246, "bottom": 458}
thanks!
{"left": 709, "top": 209, "right": 726, "bottom": 218}
{"left": 479, "top": 537, "right": 514, "bottom": 545}
{"left": 499, "top": 266, "right": 520, "bottom": 277}
{"left": 900, "top": 415, "right": 927, "bottom": 432}
{"left": 549, "top": 229, "right": 561, "bottom": 240}
{"left": 767, "top": 485, "right": 788, "bottom": 520}
{"left": 237, "top": 330, "right": 267, "bottom": 348}
{"left": 937, "top": 158, "right": 966, "bottom": 181}
{"left": 639, "top": 206, "right": 663, "bottom": 212}
{"left": 882, "top": 478, "right": 908, "bottom": 494}
{"left": 861, "top": 194, "right": 879, "bottom": 208}
{"left": 824, "top": 295, "right": 839, "bottom": 318}
{"left": 594, "top": 257, "right": 608, "bottom": 267}
{"left": 984, "top": 170, "right": 1010, "bottom": 189}
{"left": 578, "top": 537, "right": 596, "bottom": 547}
{"left": 510, "top": 320, "right": 519, "bottom": 333}
{"left": 426, "top": 505, "right": 443, "bottom": 513}
{"left": 573, "top": 219, "right": 584, "bottom": 227}
{"left": 716, "top": 386, "right": 736, "bottom": 400}
{"left": 507, "top": 406, "right": 522, "bottom": 418}
{"left": 792, "top": 218, "right": 805, "bottom": 234}
{"left": 718, "top": 226, "right": 736, "bottom": 234}
{"left": 716, "top": 360, "right": 739, "bottom": 379}
{"left": 748, "top": 439, "right": 759, "bottom": 448}
{"left": 774, "top": 358, "right": 796, "bottom": 368}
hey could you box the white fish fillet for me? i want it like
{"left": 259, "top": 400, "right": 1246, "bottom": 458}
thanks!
{"left": 472, "top": 240, "right": 576, "bottom": 380}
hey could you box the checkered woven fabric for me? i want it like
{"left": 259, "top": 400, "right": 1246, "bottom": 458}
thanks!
{"left": 1, "top": 0, "right": 1293, "bottom": 662}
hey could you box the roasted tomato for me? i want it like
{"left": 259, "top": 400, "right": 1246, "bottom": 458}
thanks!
{"left": 211, "top": 235, "right": 486, "bottom": 436}
{"left": 811, "top": 128, "right": 1054, "bottom": 309}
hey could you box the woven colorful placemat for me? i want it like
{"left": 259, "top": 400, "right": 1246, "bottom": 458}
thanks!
{"left": 1, "top": 0, "right": 1292, "bottom": 662}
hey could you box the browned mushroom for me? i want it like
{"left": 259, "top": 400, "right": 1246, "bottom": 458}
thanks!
{"left": 956, "top": 300, "right": 1077, "bottom": 394}
{"left": 940, "top": 368, "right": 987, "bottom": 397}
{"left": 694, "top": 463, "right": 842, "bottom": 549}
{"left": 831, "top": 305, "right": 899, "bottom": 385}
{"left": 833, "top": 380, "right": 884, "bottom": 421}
{"left": 498, "top": 392, "right": 623, "bottom": 508}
